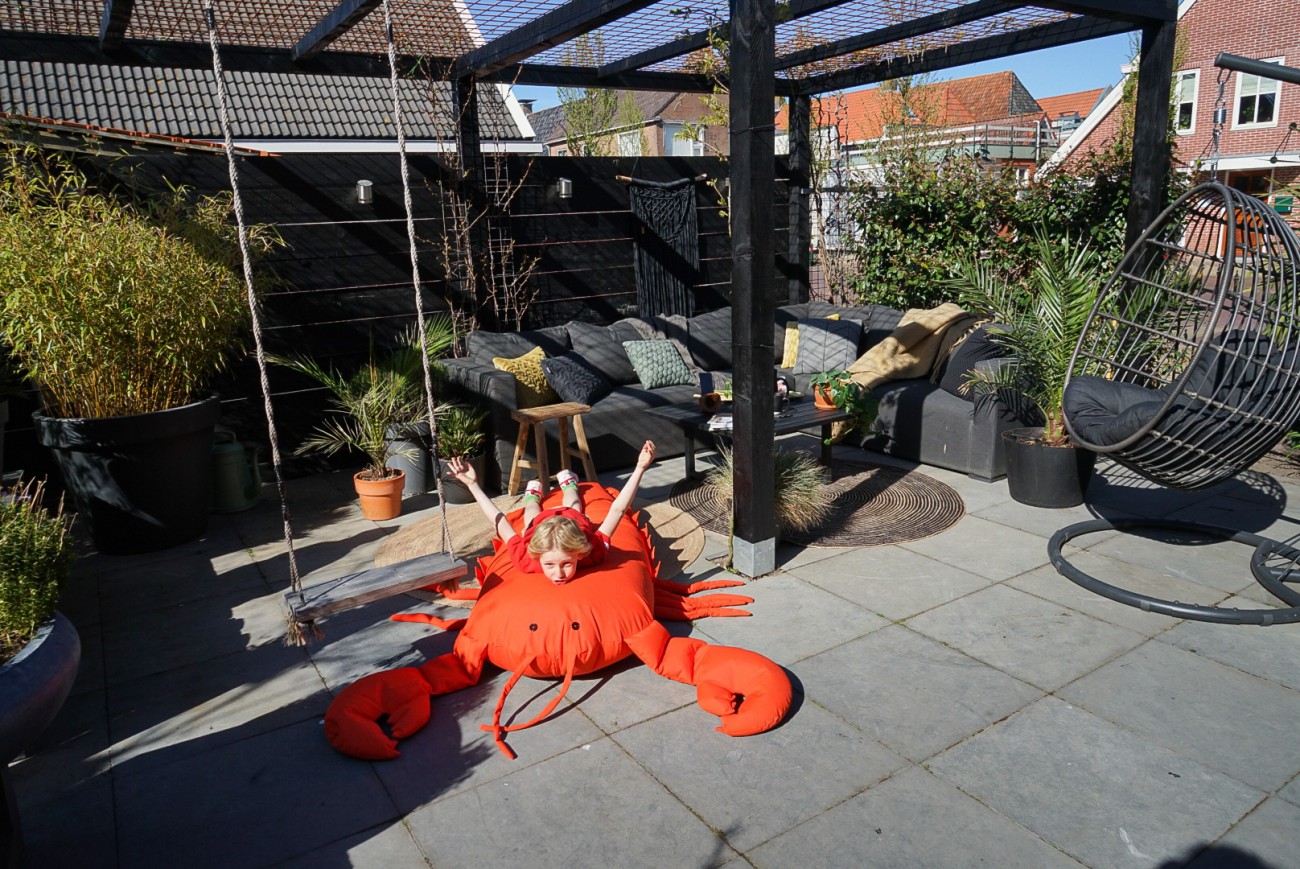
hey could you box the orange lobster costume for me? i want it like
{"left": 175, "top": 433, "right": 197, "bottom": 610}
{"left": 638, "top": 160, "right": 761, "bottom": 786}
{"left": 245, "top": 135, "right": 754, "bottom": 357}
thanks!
{"left": 325, "top": 483, "right": 793, "bottom": 760}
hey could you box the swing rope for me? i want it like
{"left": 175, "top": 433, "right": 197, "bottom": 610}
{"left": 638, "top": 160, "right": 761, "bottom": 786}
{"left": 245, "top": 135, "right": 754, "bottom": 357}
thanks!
{"left": 204, "top": 0, "right": 460, "bottom": 645}
{"left": 379, "top": 0, "right": 453, "bottom": 556}
{"left": 202, "top": 0, "right": 312, "bottom": 643}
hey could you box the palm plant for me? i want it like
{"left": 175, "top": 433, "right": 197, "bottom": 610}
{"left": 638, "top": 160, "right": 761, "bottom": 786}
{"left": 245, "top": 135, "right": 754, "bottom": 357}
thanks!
{"left": 945, "top": 229, "right": 1106, "bottom": 446}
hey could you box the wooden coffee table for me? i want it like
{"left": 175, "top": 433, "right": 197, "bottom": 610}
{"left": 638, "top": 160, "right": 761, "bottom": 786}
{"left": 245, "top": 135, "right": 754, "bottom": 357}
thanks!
{"left": 647, "top": 398, "right": 853, "bottom": 480}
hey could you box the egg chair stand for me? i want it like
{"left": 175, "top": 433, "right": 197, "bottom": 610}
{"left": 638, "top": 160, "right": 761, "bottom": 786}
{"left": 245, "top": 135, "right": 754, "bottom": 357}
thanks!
{"left": 1047, "top": 180, "right": 1300, "bottom": 626}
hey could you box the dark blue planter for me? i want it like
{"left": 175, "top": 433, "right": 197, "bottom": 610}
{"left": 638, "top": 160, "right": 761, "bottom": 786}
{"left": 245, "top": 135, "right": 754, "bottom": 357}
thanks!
{"left": 34, "top": 395, "right": 221, "bottom": 553}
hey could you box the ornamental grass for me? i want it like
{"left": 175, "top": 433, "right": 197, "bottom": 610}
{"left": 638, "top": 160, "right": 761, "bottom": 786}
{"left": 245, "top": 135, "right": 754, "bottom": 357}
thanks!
{"left": 0, "top": 479, "right": 74, "bottom": 663}
{"left": 707, "top": 448, "right": 833, "bottom": 538}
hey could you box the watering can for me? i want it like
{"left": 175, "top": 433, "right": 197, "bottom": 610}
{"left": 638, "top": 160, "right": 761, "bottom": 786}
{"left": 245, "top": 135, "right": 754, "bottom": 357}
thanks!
{"left": 210, "top": 427, "right": 262, "bottom": 513}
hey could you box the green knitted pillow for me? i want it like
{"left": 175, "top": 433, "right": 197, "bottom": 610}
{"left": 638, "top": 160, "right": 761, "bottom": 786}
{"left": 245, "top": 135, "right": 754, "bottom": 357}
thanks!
{"left": 622, "top": 339, "right": 693, "bottom": 389}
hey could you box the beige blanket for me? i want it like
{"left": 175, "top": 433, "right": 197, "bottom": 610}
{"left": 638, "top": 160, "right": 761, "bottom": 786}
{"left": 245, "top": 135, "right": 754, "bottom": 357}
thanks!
{"left": 848, "top": 302, "right": 981, "bottom": 390}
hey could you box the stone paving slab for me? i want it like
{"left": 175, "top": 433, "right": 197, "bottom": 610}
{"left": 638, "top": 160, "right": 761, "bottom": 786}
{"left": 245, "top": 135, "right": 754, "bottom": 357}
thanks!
{"left": 613, "top": 701, "right": 906, "bottom": 854}
{"left": 689, "top": 572, "right": 888, "bottom": 666}
{"left": 1082, "top": 529, "right": 1264, "bottom": 596}
{"left": 1159, "top": 606, "right": 1300, "bottom": 691}
{"left": 793, "top": 624, "right": 1043, "bottom": 762}
{"left": 557, "top": 655, "right": 696, "bottom": 733}
{"left": 906, "top": 583, "right": 1148, "bottom": 691}
{"left": 1184, "top": 797, "right": 1300, "bottom": 869}
{"left": 748, "top": 764, "right": 1087, "bottom": 868}
{"left": 1058, "top": 640, "right": 1300, "bottom": 792}
{"left": 405, "top": 738, "right": 736, "bottom": 869}
{"left": 1279, "top": 774, "right": 1300, "bottom": 806}
{"left": 112, "top": 718, "right": 399, "bottom": 869}
{"left": 793, "top": 544, "right": 994, "bottom": 621}
{"left": 274, "top": 821, "right": 430, "bottom": 868}
{"left": 14, "top": 773, "right": 117, "bottom": 869}
{"left": 899, "top": 515, "right": 1056, "bottom": 580}
{"left": 927, "top": 697, "right": 1265, "bottom": 868}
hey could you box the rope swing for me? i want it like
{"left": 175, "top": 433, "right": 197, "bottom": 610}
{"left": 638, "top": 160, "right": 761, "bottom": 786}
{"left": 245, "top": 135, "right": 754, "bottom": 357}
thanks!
{"left": 203, "top": 0, "right": 465, "bottom": 644}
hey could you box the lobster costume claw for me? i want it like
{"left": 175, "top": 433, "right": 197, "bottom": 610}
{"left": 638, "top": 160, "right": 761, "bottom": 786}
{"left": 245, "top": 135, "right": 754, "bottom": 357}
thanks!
{"left": 625, "top": 621, "right": 793, "bottom": 736}
{"left": 323, "top": 667, "right": 435, "bottom": 760}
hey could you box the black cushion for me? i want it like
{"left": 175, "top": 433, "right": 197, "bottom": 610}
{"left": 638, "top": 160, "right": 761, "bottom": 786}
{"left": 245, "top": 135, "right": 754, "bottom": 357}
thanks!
{"left": 1063, "top": 375, "right": 1170, "bottom": 446}
{"left": 467, "top": 325, "right": 570, "bottom": 362}
{"left": 939, "top": 324, "right": 1009, "bottom": 400}
{"left": 687, "top": 307, "right": 733, "bottom": 371}
{"left": 568, "top": 320, "right": 642, "bottom": 385}
{"left": 540, "top": 352, "right": 614, "bottom": 406}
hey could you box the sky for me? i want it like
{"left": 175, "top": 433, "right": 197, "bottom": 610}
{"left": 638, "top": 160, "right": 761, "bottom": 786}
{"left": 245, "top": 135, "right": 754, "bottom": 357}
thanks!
{"left": 507, "top": 32, "right": 1138, "bottom": 111}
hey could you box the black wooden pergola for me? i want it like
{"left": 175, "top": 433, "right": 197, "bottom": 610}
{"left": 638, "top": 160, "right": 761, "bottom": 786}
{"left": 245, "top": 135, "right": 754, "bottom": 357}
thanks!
{"left": 1, "top": 0, "right": 1178, "bottom": 574}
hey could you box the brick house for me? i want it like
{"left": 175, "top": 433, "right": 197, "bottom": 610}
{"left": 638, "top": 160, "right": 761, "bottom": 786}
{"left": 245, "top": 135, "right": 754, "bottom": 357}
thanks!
{"left": 531, "top": 90, "right": 728, "bottom": 157}
{"left": 1045, "top": 0, "right": 1300, "bottom": 220}
{"left": 1035, "top": 87, "right": 1111, "bottom": 144}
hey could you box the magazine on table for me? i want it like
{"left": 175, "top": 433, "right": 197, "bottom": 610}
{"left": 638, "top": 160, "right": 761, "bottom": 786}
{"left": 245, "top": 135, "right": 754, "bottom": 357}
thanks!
{"left": 706, "top": 413, "right": 733, "bottom": 431}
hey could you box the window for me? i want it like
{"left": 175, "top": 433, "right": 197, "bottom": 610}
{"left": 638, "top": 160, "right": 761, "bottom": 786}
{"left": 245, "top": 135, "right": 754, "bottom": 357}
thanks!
{"left": 663, "top": 123, "right": 704, "bottom": 157}
{"left": 1175, "top": 69, "right": 1199, "bottom": 134}
{"left": 618, "top": 130, "right": 642, "bottom": 157}
{"left": 1234, "top": 58, "right": 1282, "bottom": 128}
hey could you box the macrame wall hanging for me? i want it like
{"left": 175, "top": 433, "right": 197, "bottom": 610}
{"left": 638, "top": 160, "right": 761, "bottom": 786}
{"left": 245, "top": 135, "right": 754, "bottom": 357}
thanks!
{"left": 625, "top": 175, "right": 700, "bottom": 318}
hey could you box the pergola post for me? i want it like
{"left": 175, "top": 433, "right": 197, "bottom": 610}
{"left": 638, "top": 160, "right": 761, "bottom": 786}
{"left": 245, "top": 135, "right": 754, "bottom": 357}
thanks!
{"left": 786, "top": 93, "right": 812, "bottom": 304}
{"left": 728, "top": 0, "right": 777, "bottom": 577}
{"left": 455, "top": 73, "right": 493, "bottom": 327}
{"left": 1125, "top": 16, "right": 1175, "bottom": 251}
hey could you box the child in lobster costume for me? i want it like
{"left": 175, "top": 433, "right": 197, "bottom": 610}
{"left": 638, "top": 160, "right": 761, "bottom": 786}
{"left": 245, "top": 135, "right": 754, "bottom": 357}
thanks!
{"left": 325, "top": 442, "right": 793, "bottom": 760}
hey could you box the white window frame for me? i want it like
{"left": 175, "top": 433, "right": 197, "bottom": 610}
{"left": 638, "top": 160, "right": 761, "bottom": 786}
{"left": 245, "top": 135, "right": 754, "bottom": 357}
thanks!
{"left": 618, "top": 129, "right": 642, "bottom": 157}
{"left": 1232, "top": 57, "right": 1283, "bottom": 130}
{"left": 664, "top": 122, "right": 704, "bottom": 157}
{"left": 1175, "top": 69, "right": 1199, "bottom": 134}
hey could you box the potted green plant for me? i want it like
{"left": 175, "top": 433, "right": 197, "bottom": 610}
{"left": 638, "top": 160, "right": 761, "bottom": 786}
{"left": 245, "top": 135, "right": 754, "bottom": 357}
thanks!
{"left": 806, "top": 369, "right": 878, "bottom": 443}
{"left": 272, "top": 348, "right": 427, "bottom": 521}
{"left": 435, "top": 404, "right": 488, "bottom": 505}
{"left": 947, "top": 229, "right": 1105, "bottom": 507}
{"left": 0, "top": 143, "right": 280, "bottom": 552}
{"left": 1, "top": 477, "right": 78, "bottom": 848}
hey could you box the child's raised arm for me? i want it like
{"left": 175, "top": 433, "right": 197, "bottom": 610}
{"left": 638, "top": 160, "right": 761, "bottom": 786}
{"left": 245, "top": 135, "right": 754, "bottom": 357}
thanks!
{"left": 446, "top": 456, "right": 516, "bottom": 541}
{"left": 599, "top": 441, "right": 656, "bottom": 539}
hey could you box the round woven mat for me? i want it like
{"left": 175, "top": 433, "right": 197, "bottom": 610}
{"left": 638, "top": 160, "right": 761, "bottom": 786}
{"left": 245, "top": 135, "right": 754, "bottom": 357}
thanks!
{"left": 375, "top": 495, "right": 706, "bottom": 605}
{"left": 669, "top": 460, "right": 964, "bottom": 547}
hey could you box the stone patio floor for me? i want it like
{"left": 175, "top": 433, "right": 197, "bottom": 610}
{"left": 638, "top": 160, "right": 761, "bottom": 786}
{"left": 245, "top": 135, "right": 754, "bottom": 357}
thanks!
{"left": 8, "top": 440, "right": 1300, "bottom": 868}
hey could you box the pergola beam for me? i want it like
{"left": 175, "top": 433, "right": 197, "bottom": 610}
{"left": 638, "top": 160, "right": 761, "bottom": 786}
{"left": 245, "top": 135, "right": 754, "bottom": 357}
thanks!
{"left": 97, "top": 0, "right": 136, "bottom": 51}
{"left": 1032, "top": 0, "right": 1177, "bottom": 25}
{"left": 450, "top": 0, "right": 656, "bottom": 78}
{"left": 777, "top": 0, "right": 1017, "bottom": 73}
{"left": 291, "top": 0, "right": 382, "bottom": 61}
{"left": 797, "top": 13, "right": 1135, "bottom": 96}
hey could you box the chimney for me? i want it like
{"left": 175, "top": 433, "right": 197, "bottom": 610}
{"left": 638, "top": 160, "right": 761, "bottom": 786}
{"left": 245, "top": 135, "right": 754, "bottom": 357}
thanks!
{"left": 518, "top": 99, "right": 535, "bottom": 114}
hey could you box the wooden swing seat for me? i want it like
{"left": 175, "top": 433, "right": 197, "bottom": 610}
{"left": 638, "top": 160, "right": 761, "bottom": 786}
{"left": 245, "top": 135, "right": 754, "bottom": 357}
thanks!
{"left": 286, "top": 551, "right": 467, "bottom": 624}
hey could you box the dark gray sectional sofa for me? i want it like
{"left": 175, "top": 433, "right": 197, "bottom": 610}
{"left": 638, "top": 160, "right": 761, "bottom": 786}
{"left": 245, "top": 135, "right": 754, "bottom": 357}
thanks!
{"left": 441, "top": 300, "right": 1033, "bottom": 488}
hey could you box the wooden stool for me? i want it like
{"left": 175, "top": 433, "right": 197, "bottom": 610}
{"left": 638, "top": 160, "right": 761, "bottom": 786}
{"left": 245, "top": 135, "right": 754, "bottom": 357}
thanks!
{"left": 507, "top": 402, "right": 598, "bottom": 496}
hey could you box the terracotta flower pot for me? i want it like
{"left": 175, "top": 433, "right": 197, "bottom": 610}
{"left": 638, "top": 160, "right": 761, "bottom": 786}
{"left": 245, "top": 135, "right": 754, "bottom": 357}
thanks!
{"left": 813, "top": 385, "right": 836, "bottom": 410}
{"left": 353, "top": 470, "right": 406, "bottom": 520}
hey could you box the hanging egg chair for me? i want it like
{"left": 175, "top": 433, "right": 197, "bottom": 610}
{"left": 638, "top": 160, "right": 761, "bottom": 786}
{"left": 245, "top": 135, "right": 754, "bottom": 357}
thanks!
{"left": 1049, "top": 182, "right": 1300, "bottom": 625}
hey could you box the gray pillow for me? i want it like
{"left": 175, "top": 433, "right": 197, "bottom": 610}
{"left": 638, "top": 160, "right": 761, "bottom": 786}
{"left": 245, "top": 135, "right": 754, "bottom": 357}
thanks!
{"left": 541, "top": 352, "right": 613, "bottom": 406}
{"left": 792, "top": 318, "right": 862, "bottom": 375}
{"left": 687, "top": 307, "right": 733, "bottom": 371}
{"left": 622, "top": 339, "right": 694, "bottom": 389}
{"left": 568, "top": 320, "right": 639, "bottom": 385}
{"left": 938, "top": 324, "right": 1008, "bottom": 400}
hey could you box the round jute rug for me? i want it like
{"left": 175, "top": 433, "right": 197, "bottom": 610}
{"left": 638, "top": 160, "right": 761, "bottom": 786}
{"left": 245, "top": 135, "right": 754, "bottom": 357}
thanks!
{"left": 669, "top": 460, "right": 965, "bottom": 547}
{"left": 375, "top": 495, "right": 707, "bottom": 605}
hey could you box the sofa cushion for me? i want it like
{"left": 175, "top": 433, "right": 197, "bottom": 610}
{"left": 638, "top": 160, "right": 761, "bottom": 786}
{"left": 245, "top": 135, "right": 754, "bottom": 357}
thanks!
{"left": 792, "top": 318, "right": 862, "bottom": 375}
{"left": 468, "top": 325, "right": 570, "bottom": 362}
{"left": 493, "top": 346, "right": 559, "bottom": 407}
{"left": 687, "top": 307, "right": 733, "bottom": 371}
{"left": 938, "top": 323, "right": 1008, "bottom": 400}
{"left": 541, "top": 352, "right": 613, "bottom": 406}
{"left": 568, "top": 320, "right": 642, "bottom": 385}
{"left": 623, "top": 339, "right": 694, "bottom": 389}
{"left": 648, "top": 313, "right": 701, "bottom": 373}
{"left": 780, "top": 313, "right": 840, "bottom": 368}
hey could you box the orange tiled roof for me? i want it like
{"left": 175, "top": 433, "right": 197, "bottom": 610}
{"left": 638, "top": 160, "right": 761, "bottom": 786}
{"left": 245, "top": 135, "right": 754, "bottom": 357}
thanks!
{"left": 1036, "top": 88, "right": 1107, "bottom": 122}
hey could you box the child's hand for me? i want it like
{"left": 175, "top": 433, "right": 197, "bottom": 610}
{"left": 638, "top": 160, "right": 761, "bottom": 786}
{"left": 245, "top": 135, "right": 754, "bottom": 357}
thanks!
{"left": 636, "top": 440, "right": 656, "bottom": 470}
{"left": 446, "top": 456, "right": 477, "bottom": 485}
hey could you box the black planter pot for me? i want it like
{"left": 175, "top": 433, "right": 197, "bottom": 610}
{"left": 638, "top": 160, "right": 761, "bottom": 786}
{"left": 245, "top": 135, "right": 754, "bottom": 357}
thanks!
{"left": 34, "top": 395, "right": 222, "bottom": 554}
{"left": 2, "top": 612, "right": 80, "bottom": 866}
{"left": 386, "top": 422, "right": 432, "bottom": 497}
{"left": 1002, "top": 426, "right": 1098, "bottom": 509}
{"left": 438, "top": 454, "right": 486, "bottom": 505}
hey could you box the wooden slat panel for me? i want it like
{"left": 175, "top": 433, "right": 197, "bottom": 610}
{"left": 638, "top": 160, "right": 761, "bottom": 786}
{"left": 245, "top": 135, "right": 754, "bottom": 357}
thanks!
{"left": 287, "top": 552, "right": 468, "bottom": 623}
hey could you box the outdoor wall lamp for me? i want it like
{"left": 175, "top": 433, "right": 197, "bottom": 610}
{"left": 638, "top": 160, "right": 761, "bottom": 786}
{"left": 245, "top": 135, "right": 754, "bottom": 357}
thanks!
{"left": 555, "top": 177, "right": 573, "bottom": 199}
{"left": 356, "top": 179, "right": 374, "bottom": 205}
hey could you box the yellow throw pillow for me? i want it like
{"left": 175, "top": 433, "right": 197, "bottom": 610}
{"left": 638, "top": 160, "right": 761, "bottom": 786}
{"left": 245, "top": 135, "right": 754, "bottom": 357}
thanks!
{"left": 780, "top": 313, "right": 839, "bottom": 369}
{"left": 493, "top": 346, "right": 558, "bottom": 408}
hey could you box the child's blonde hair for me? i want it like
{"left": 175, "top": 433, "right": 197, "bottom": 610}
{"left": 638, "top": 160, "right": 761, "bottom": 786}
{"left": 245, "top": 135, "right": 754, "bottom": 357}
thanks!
{"left": 527, "top": 515, "right": 592, "bottom": 558}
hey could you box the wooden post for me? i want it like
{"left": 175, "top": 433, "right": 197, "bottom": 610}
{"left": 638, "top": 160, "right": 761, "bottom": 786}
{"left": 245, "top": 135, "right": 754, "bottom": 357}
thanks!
{"left": 787, "top": 93, "right": 812, "bottom": 304}
{"left": 728, "top": 0, "right": 777, "bottom": 577}
{"left": 456, "top": 73, "right": 494, "bottom": 328}
{"left": 1125, "top": 17, "right": 1175, "bottom": 252}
